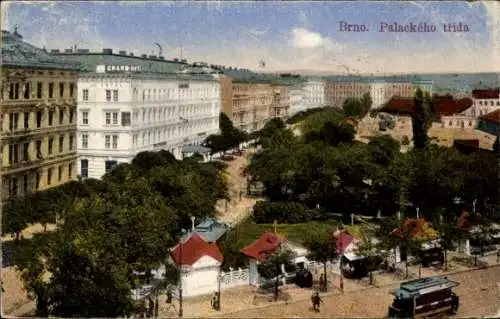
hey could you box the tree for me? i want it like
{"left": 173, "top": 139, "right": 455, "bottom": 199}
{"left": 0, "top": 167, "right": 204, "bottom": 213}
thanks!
{"left": 304, "top": 120, "right": 355, "bottom": 147}
{"left": 257, "top": 249, "right": 296, "bottom": 301}
{"left": 253, "top": 201, "right": 318, "bottom": 224}
{"left": 432, "top": 213, "right": 461, "bottom": 270}
{"left": 303, "top": 229, "right": 338, "bottom": 291}
{"left": 411, "top": 88, "right": 434, "bottom": 149}
{"left": 341, "top": 93, "right": 372, "bottom": 118}
{"left": 356, "top": 226, "right": 381, "bottom": 285}
{"left": 205, "top": 113, "right": 248, "bottom": 154}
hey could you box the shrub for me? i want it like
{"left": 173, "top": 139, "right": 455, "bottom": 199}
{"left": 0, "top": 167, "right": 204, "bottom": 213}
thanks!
{"left": 253, "top": 201, "right": 318, "bottom": 224}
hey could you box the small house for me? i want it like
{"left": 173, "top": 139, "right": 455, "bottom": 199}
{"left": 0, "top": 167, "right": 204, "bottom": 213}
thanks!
{"left": 169, "top": 233, "right": 224, "bottom": 297}
{"left": 240, "top": 231, "right": 309, "bottom": 286}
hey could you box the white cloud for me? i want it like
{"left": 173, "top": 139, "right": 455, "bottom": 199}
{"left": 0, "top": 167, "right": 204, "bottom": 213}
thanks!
{"left": 290, "top": 28, "right": 325, "bottom": 49}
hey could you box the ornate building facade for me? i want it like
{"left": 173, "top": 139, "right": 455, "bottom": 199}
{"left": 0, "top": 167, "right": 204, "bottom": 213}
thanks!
{"left": 1, "top": 29, "right": 80, "bottom": 202}
{"left": 54, "top": 49, "right": 220, "bottom": 179}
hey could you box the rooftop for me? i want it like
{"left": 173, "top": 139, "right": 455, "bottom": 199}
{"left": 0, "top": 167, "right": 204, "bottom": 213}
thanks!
{"left": 479, "top": 109, "right": 500, "bottom": 124}
{"left": 472, "top": 88, "right": 500, "bottom": 99}
{"left": 170, "top": 233, "right": 223, "bottom": 266}
{"left": 240, "top": 231, "right": 282, "bottom": 262}
{"left": 391, "top": 276, "right": 459, "bottom": 299}
{"left": 181, "top": 218, "right": 230, "bottom": 243}
{"left": 1, "top": 29, "right": 80, "bottom": 70}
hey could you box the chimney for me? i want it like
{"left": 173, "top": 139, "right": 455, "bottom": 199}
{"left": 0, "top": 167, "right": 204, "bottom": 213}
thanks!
{"left": 102, "top": 48, "right": 113, "bottom": 55}
{"left": 118, "top": 50, "right": 126, "bottom": 55}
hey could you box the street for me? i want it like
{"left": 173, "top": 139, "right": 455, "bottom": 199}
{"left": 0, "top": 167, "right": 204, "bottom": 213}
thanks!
{"left": 223, "top": 266, "right": 500, "bottom": 318}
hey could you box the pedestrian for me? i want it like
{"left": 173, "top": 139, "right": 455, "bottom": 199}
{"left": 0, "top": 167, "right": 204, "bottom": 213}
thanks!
{"left": 165, "top": 289, "right": 176, "bottom": 312}
{"left": 319, "top": 273, "right": 326, "bottom": 292}
{"left": 311, "top": 292, "right": 323, "bottom": 312}
{"left": 496, "top": 249, "right": 500, "bottom": 263}
{"left": 211, "top": 292, "right": 218, "bottom": 310}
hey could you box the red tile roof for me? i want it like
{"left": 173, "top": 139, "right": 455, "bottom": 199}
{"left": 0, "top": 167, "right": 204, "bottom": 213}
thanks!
{"left": 240, "top": 231, "right": 282, "bottom": 262}
{"left": 380, "top": 97, "right": 473, "bottom": 117}
{"left": 391, "top": 218, "right": 428, "bottom": 238}
{"left": 472, "top": 88, "right": 500, "bottom": 99}
{"left": 170, "top": 233, "right": 223, "bottom": 266}
{"left": 479, "top": 109, "right": 500, "bottom": 124}
{"left": 380, "top": 98, "right": 414, "bottom": 115}
{"left": 435, "top": 98, "right": 473, "bottom": 116}
{"left": 334, "top": 230, "right": 358, "bottom": 253}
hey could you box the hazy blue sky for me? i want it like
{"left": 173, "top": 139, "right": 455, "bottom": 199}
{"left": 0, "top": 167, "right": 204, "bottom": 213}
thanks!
{"left": 2, "top": 1, "right": 499, "bottom": 73}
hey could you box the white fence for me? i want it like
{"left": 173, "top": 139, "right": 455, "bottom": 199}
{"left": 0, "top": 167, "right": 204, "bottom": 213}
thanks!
{"left": 220, "top": 267, "right": 250, "bottom": 289}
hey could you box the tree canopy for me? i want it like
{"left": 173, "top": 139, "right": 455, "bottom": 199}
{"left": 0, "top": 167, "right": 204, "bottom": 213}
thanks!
{"left": 204, "top": 112, "right": 248, "bottom": 154}
{"left": 11, "top": 149, "right": 229, "bottom": 317}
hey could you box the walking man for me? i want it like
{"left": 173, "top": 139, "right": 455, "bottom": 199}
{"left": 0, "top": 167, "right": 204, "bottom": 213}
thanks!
{"left": 311, "top": 292, "right": 323, "bottom": 312}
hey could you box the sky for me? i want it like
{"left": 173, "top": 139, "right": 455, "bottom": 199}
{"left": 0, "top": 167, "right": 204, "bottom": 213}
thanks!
{"left": 2, "top": 1, "right": 499, "bottom": 74}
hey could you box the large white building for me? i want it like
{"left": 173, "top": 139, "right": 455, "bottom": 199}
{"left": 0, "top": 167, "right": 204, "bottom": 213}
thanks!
{"left": 54, "top": 49, "right": 220, "bottom": 179}
{"left": 288, "top": 84, "right": 306, "bottom": 116}
{"left": 302, "top": 78, "right": 326, "bottom": 110}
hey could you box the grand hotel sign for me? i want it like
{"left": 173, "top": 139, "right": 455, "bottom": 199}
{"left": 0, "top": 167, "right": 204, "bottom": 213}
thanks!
{"left": 96, "top": 64, "right": 142, "bottom": 73}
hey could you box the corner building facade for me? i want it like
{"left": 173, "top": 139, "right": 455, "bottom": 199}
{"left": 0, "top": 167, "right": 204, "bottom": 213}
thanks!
{"left": 1, "top": 30, "right": 80, "bottom": 201}
{"left": 54, "top": 49, "right": 220, "bottom": 179}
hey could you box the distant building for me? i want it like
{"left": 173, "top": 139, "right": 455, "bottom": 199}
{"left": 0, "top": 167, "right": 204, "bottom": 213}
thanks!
{"left": 381, "top": 96, "right": 475, "bottom": 129}
{"left": 325, "top": 80, "right": 415, "bottom": 110}
{"left": 467, "top": 88, "right": 500, "bottom": 118}
{"left": 412, "top": 80, "right": 434, "bottom": 96}
{"left": 53, "top": 49, "right": 220, "bottom": 179}
{"left": 270, "top": 84, "right": 289, "bottom": 119}
{"left": 302, "top": 78, "right": 326, "bottom": 109}
{"left": 288, "top": 83, "right": 306, "bottom": 116}
{"left": 1, "top": 29, "right": 80, "bottom": 201}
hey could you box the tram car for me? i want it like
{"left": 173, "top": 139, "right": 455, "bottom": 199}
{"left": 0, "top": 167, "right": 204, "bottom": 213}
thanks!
{"left": 388, "top": 276, "right": 460, "bottom": 318}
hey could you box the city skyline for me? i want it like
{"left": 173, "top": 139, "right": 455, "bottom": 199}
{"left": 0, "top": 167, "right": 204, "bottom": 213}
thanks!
{"left": 1, "top": 1, "right": 499, "bottom": 74}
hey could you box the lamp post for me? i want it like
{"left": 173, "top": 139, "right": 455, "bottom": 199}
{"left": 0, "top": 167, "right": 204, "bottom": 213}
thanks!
{"left": 339, "top": 230, "right": 344, "bottom": 294}
{"left": 178, "top": 229, "right": 186, "bottom": 318}
{"left": 217, "top": 270, "right": 222, "bottom": 311}
{"left": 416, "top": 207, "right": 420, "bottom": 219}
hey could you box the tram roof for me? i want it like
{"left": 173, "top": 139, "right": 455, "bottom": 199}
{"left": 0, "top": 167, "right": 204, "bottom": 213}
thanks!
{"left": 390, "top": 276, "right": 459, "bottom": 299}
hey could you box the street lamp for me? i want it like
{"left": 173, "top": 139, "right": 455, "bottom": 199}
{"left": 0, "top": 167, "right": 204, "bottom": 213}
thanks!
{"left": 178, "top": 229, "right": 187, "bottom": 318}
{"left": 217, "top": 271, "right": 222, "bottom": 311}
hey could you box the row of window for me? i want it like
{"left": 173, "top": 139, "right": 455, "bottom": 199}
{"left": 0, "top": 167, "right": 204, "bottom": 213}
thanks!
{"left": 477, "top": 100, "right": 500, "bottom": 106}
{"left": 3, "top": 82, "right": 75, "bottom": 101}
{"left": 131, "top": 119, "right": 213, "bottom": 147}
{"left": 133, "top": 87, "right": 217, "bottom": 102}
{"left": 2, "top": 108, "right": 75, "bottom": 132}
{"left": 80, "top": 159, "right": 116, "bottom": 178}
{"left": 7, "top": 162, "right": 74, "bottom": 197}
{"left": 80, "top": 111, "right": 131, "bottom": 126}
{"left": 81, "top": 89, "right": 119, "bottom": 102}
{"left": 80, "top": 134, "right": 119, "bottom": 149}
{"left": 6, "top": 135, "right": 75, "bottom": 165}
